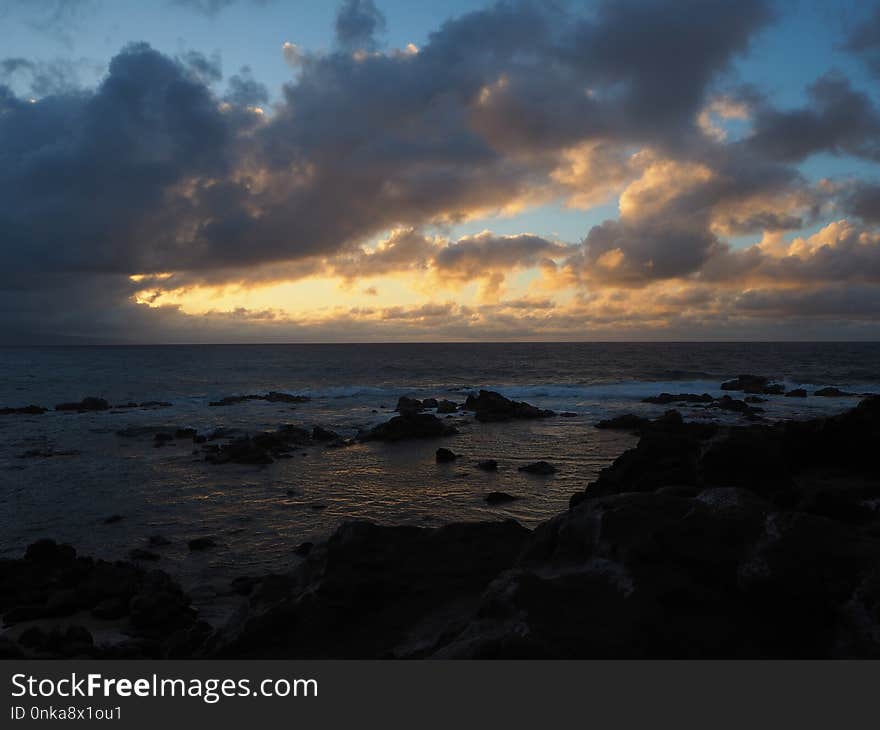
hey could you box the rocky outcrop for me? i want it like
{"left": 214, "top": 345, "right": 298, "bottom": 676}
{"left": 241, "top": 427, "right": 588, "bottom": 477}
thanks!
{"left": 358, "top": 411, "right": 458, "bottom": 442}
{"left": 207, "top": 520, "right": 530, "bottom": 658}
{"left": 463, "top": 390, "right": 555, "bottom": 422}
{"left": 209, "top": 392, "right": 310, "bottom": 407}
{"left": 814, "top": 387, "right": 857, "bottom": 397}
{"left": 0, "top": 540, "right": 198, "bottom": 658}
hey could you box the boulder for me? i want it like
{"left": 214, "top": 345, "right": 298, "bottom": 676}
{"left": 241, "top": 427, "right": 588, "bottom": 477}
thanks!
{"left": 720, "top": 375, "right": 785, "bottom": 395}
{"left": 642, "top": 393, "right": 714, "bottom": 405}
{"left": 437, "top": 400, "right": 458, "bottom": 414}
{"left": 518, "top": 461, "right": 557, "bottom": 475}
{"left": 422, "top": 398, "right": 439, "bottom": 409}
{"left": 358, "top": 412, "right": 458, "bottom": 442}
{"left": 395, "top": 396, "right": 423, "bottom": 414}
{"left": 477, "top": 459, "right": 498, "bottom": 472}
{"left": 485, "top": 492, "right": 519, "bottom": 505}
{"left": 436, "top": 448, "right": 458, "bottom": 463}
{"left": 463, "top": 390, "right": 554, "bottom": 422}
{"left": 814, "top": 387, "right": 856, "bottom": 397}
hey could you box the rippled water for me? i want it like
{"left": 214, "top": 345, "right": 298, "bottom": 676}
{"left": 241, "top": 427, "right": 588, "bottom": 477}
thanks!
{"left": 2, "top": 342, "right": 878, "bottom": 603}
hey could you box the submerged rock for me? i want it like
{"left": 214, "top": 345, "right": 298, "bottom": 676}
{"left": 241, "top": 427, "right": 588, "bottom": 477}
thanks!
{"left": 720, "top": 375, "right": 785, "bottom": 395}
{"left": 814, "top": 387, "right": 857, "bottom": 397}
{"left": 55, "top": 397, "right": 110, "bottom": 412}
{"left": 785, "top": 388, "right": 808, "bottom": 398}
{"left": 209, "top": 392, "right": 310, "bottom": 407}
{"left": 642, "top": 393, "right": 714, "bottom": 405}
{"left": 477, "top": 459, "right": 499, "bottom": 472}
{"left": 436, "top": 400, "right": 458, "bottom": 414}
{"left": 485, "top": 492, "right": 519, "bottom": 505}
{"left": 0, "top": 404, "right": 47, "bottom": 415}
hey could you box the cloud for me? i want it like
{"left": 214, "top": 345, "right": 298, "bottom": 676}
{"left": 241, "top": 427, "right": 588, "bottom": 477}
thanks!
{"left": 5, "top": 0, "right": 880, "bottom": 342}
{"left": 844, "top": 4, "right": 880, "bottom": 77}
{"left": 335, "top": 0, "right": 386, "bottom": 51}
{"left": 171, "top": 0, "right": 274, "bottom": 17}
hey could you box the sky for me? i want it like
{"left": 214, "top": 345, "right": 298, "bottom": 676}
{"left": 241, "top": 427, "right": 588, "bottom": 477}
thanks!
{"left": 1, "top": 0, "right": 880, "bottom": 343}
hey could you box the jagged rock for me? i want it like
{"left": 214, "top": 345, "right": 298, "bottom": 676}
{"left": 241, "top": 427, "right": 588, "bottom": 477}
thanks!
{"left": 463, "top": 390, "right": 555, "bottom": 422}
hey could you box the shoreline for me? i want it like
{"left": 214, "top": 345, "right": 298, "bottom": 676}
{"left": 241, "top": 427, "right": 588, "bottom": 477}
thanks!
{"left": 3, "top": 389, "right": 880, "bottom": 658}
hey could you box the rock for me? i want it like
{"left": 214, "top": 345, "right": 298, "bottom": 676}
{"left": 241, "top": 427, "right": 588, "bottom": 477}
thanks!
{"left": 187, "top": 537, "right": 217, "bottom": 551}
{"left": 175, "top": 427, "right": 197, "bottom": 439}
{"left": 436, "top": 447, "right": 458, "bottom": 463}
{"left": 744, "top": 396, "right": 767, "bottom": 403}
{"left": 477, "top": 459, "right": 498, "bottom": 472}
{"left": 395, "top": 396, "right": 423, "bottom": 414}
{"left": 720, "top": 375, "right": 785, "bottom": 395}
{"left": 358, "top": 411, "right": 458, "bottom": 442}
{"left": 422, "top": 398, "right": 439, "bottom": 409}
{"left": 209, "top": 393, "right": 310, "bottom": 407}
{"left": 463, "top": 390, "right": 555, "bottom": 422}
{"left": 0, "top": 404, "right": 47, "bottom": 415}
{"left": 785, "top": 388, "right": 808, "bottom": 398}
{"left": 153, "top": 432, "right": 174, "bottom": 444}
{"left": 642, "top": 393, "right": 714, "bottom": 405}
{"left": 485, "top": 492, "right": 519, "bottom": 505}
{"left": 55, "top": 397, "right": 110, "bottom": 412}
{"left": 129, "top": 570, "right": 195, "bottom": 637}
{"left": 595, "top": 413, "right": 651, "bottom": 430}
{"left": 129, "top": 549, "right": 160, "bottom": 562}
{"left": 148, "top": 535, "right": 171, "bottom": 547}
{"left": 814, "top": 387, "right": 856, "bottom": 397}
{"left": 294, "top": 542, "right": 314, "bottom": 557}
{"left": 711, "top": 395, "right": 764, "bottom": 417}
{"left": 559, "top": 412, "right": 578, "bottom": 417}
{"left": 312, "top": 425, "right": 341, "bottom": 442}
{"left": 518, "top": 461, "right": 557, "bottom": 475}
{"left": 231, "top": 577, "right": 256, "bottom": 596}
{"left": 91, "top": 596, "right": 129, "bottom": 620}
{"left": 103, "top": 514, "right": 125, "bottom": 524}
{"left": 437, "top": 400, "right": 458, "bottom": 414}
{"left": 208, "top": 520, "right": 529, "bottom": 658}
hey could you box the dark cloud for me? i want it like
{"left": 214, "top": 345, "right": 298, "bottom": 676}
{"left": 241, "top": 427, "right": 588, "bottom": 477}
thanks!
{"left": 845, "top": 181, "right": 880, "bottom": 223}
{"left": 746, "top": 74, "right": 880, "bottom": 162}
{"left": 335, "top": 0, "right": 386, "bottom": 51}
{"left": 844, "top": 5, "right": 880, "bottom": 77}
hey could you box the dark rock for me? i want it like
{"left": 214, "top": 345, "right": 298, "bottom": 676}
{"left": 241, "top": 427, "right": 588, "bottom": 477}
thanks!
{"left": 148, "top": 535, "right": 171, "bottom": 547}
{"left": 642, "top": 393, "right": 714, "bottom": 405}
{"left": 231, "top": 576, "right": 256, "bottom": 596}
{"left": 103, "top": 514, "right": 125, "bottom": 525}
{"left": 422, "top": 398, "right": 439, "bottom": 409}
{"left": 720, "top": 375, "right": 785, "bottom": 395}
{"left": 208, "top": 519, "right": 530, "bottom": 658}
{"left": 209, "top": 392, "right": 310, "bottom": 407}
{"left": 153, "top": 432, "right": 174, "bottom": 444}
{"left": 744, "top": 396, "right": 767, "bottom": 403}
{"left": 294, "top": 542, "right": 314, "bottom": 557}
{"left": 518, "top": 461, "right": 557, "bottom": 475}
{"left": 436, "top": 447, "right": 458, "bottom": 463}
{"left": 463, "top": 390, "right": 555, "bottom": 422}
{"left": 785, "top": 388, "right": 808, "bottom": 398}
{"left": 358, "top": 411, "right": 458, "bottom": 442}
{"left": 312, "top": 425, "right": 341, "bottom": 442}
{"left": 559, "top": 412, "right": 578, "bottom": 417}
{"left": 711, "top": 395, "right": 764, "bottom": 417}
{"left": 477, "top": 459, "right": 498, "bottom": 472}
{"left": 175, "top": 428, "right": 197, "bottom": 439}
{"left": 485, "top": 492, "right": 519, "bottom": 505}
{"left": 55, "top": 397, "right": 110, "bottom": 412}
{"left": 814, "top": 387, "right": 856, "bottom": 397}
{"left": 595, "top": 413, "right": 651, "bottom": 430}
{"left": 0, "top": 404, "right": 47, "bottom": 415}
{"left": 91, "top": 596, "right": 129, "bottom": 620}
{"left": 187, "top": 537, "right": 217, "bottom": 551}
{"left": 437, "top": 400, "right": 458, "bottom": 414}
{"left": 395, "top": 396, "right": 423, "bottom": 414}
{"left": 129, "top": 549, "right": 160, "bottom": 562}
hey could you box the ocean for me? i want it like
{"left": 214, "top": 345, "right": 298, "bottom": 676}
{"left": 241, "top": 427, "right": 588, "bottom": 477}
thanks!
{"left": 2, "top": 342, "right": 879, "bottom": 619}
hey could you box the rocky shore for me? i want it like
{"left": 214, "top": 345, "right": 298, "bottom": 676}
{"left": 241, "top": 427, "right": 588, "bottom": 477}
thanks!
{"left": 3, "top": 387, "right": 880, "bottom": 658}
